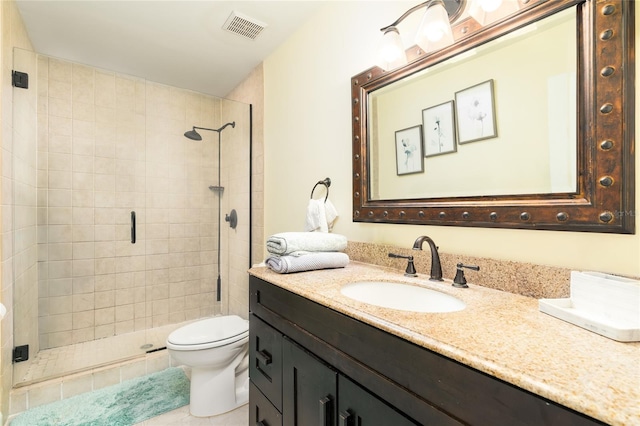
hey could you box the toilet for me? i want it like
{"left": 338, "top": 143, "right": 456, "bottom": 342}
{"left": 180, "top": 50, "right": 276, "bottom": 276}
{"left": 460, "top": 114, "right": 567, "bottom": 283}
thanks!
{"left": 166, "top": 315, "right": 250, "bottom": 417}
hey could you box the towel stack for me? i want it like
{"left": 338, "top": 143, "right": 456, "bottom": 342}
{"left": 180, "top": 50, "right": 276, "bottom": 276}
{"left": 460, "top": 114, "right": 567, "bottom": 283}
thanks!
{"left": 265, "top": 232, "right": 349, "bottom": 274}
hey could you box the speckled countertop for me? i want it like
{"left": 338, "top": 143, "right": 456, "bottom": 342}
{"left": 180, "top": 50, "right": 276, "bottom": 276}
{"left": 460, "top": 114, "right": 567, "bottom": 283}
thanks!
{"left": 249, "top": 261, "right": 640, "bottom": 426}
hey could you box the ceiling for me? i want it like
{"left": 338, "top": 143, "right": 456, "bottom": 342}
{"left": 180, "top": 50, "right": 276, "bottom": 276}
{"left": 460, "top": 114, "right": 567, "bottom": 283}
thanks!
{"left": 15, "top": 1, "right": 324, "bottom": 98}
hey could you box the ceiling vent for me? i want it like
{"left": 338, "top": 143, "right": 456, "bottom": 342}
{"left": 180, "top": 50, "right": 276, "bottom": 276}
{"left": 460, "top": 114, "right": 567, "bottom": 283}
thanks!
{"left": 222, "top": 11, "right": 267, "bottom": 40}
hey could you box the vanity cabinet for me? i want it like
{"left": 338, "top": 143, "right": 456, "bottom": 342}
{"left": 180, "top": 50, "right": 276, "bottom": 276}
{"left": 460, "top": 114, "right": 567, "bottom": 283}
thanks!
{"left": 283, "top": 337, "right": 416, "bottom": 426}
{"left": 250, "top": 313, "right": 415, "bottom": 425}
{"left": 249, "top": 275, "right": 604, "bottom": 426}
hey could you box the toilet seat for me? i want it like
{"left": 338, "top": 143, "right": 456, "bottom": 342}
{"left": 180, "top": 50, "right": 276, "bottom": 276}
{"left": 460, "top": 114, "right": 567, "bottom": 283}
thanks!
{"left": 167, "top": 315, "right": 249, "bottom": 351}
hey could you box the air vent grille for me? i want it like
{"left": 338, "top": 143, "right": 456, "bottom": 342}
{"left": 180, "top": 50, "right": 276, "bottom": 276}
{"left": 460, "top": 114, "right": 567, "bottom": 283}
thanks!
{"left": 222, "top": 11, "right": 267, "bottom": 40}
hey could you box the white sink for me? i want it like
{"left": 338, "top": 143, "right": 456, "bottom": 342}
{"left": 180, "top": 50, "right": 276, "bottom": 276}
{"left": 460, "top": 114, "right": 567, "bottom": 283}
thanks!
{"left": 340, "top": 281, "right": 465, "bottom": 313}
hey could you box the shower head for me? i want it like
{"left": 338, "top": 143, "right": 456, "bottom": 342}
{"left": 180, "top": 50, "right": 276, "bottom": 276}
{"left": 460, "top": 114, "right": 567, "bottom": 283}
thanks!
{"left": 183, "top": 122, "right": 235, "bottom": 141}
{"left": 184, "top": 128, "right": 202, "bottom": 141}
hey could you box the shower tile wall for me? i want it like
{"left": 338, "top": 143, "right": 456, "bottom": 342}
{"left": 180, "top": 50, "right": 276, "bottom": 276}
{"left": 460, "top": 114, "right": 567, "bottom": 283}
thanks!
{"left": 37, "top": 56, "right": 222, "bottom": 350}
{"left": 221, "top": 100, "right": 251, "bottom": 316}
{"left": 2, "top": 0, "right": 38, "bottom": 412}
{"left": 8, "top": 48, "right": 40, "bottom": 393}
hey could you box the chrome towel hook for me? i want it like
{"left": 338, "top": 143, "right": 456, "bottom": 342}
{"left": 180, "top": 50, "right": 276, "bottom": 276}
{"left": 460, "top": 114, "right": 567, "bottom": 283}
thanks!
{"left": 310, "top": 177, "right": 331, "bottom": 202}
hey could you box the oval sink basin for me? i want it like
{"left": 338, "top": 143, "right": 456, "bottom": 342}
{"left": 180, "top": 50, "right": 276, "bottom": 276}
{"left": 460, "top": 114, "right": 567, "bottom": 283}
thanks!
{"left": 340, "top": 281, "right": 465, "bottom": 313}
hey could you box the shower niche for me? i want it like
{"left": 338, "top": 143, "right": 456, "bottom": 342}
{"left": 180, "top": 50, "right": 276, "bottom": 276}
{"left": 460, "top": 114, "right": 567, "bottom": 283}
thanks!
{"left": 9, "top": 49, "right": 252, "bottom": 385}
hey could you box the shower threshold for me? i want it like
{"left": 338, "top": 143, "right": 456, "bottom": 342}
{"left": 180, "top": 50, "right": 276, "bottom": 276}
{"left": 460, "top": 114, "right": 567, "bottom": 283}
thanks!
{"left": 15, "top": 320, "right": 195, "bottom": 387}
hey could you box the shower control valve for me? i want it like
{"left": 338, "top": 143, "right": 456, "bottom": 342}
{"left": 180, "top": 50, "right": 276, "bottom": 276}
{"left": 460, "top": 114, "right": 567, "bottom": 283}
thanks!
{"left": 225, "top": 209, "right": 238, "bottom": 229}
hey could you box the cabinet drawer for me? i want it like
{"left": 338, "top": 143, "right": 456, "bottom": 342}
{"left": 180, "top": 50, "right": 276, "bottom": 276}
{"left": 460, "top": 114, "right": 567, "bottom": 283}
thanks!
{"left": 250, "top": 314, "right": 283, "bottom": 410}
{"left": 250, "top": 382, "right": 283, "bottom": 426}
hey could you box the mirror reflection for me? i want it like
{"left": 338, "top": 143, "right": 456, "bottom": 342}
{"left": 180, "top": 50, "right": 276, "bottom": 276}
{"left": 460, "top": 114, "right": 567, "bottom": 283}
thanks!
{"left": 369, "top": 7, "right": 577, "bottom": 200}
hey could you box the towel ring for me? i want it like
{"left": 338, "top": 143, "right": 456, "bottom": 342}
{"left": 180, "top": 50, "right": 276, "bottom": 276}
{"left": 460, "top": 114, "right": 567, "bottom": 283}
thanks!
{"left": 310, "top": 177, "right": 331, "bottom": 202}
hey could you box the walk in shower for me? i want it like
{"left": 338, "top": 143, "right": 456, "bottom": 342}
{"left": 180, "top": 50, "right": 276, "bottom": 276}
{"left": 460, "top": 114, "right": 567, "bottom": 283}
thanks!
{"left": 9, "top": 48, "right": 252, "bottom": 386}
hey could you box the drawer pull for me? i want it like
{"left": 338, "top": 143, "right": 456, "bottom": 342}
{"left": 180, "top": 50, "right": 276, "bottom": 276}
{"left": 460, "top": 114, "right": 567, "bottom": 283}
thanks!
{"left": 319, "top": 396, "right": 332, "bottom": 426}
{"left": 256, "top": 349, "right": 272, "bottom": 365}
{"left": 339, "top": 410, "right": 352, "bottom": 426}
{"left": 257, "top": 421, "right": 268, "bottom": 426}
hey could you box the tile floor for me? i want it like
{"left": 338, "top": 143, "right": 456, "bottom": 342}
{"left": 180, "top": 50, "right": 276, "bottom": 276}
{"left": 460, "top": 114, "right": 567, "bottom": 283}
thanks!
{"left": 136, "top": 404, "right": 248, "bottom": 425}
{"left": 12, "top": 318, "right": 251, "bottom": 425}
{"left": 19, "top": 321, "right": 194, "bottom": 385}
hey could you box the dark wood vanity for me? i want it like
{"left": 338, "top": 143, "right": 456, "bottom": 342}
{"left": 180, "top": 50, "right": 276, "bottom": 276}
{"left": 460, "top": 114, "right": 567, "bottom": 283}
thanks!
{"left": 248, "top": 275, "right": 603, "bottom": 425}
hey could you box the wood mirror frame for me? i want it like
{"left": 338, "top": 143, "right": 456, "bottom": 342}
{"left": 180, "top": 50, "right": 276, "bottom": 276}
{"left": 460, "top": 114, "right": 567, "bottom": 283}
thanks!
{"left": 351, "top": 0, "right": 635, "bottom": 233}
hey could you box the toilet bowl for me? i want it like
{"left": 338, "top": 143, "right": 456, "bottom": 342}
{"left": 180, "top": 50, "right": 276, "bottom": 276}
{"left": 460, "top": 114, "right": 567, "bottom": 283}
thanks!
{"left": 166, "top": 315, "right": 250, "bottom": 417}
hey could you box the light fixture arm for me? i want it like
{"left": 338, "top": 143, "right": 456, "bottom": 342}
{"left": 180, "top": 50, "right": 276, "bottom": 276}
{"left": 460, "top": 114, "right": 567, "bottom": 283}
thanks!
{"left": 380, "top": 0, "right": 440, "bottom": 33}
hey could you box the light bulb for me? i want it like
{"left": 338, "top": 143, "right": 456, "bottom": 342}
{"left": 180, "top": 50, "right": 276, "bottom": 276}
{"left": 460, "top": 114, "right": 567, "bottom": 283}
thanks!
{"left": 376, "top": 27, "right": 407, "bottom": 70}
{"left": 414, "top": 1, "right": 454, "bottom": 53}
{"left": 422, "top": 20, "right": 450, "bottom": 42}
{"left": 480, "top": 0, "right": 502, "bottom": 12}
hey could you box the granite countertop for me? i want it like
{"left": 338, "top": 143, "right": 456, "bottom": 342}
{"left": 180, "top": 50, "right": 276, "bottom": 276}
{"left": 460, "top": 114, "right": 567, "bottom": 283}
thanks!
{"left": 249, "top": 261, "right": 640, "bottom": 426}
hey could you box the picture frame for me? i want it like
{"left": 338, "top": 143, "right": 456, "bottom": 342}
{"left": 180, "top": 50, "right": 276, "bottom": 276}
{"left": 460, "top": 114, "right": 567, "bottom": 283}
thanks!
{"left": 455, "top": 79, "right": 497, "bottom": 144}
{"left": 395, "top": 125, "right": 424, "bottom": 176}
{"left": 422, "top": 100, "right": 457, "bottom": 157}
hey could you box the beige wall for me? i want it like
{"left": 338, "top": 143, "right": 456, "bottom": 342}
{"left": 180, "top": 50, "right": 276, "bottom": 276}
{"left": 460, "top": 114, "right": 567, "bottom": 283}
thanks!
{"left": 263, "top": 2, "right": 640, "bottom": 278}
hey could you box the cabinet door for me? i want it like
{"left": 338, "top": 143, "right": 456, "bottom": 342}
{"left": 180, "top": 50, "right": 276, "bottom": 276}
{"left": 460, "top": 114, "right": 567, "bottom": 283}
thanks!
{"left": 250, "top": 314, "right": 283, "bottom": 410}
{"left": 250, "top": 381, "right": 283, "bottom": 426}
{"left": 283, "top": 337, "right": 337, "bottom": 426}
{"left": 338, "top": 375, "right": 418, "bottom": 426}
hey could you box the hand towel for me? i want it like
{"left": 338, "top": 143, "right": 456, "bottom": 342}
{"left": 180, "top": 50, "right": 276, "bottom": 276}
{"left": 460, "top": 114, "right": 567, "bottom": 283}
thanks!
{"left": 266, "top": 232, "right": 347, "bottom": 255}
{"left": 305, "top": 199, "right": 327, "bottom": 232}
{"left": 266, "top": 252, "right": 349, "bottom": 274}
{"left": 305, "top": 199, "right": 339, "bottom": 233}
{"left": 324, "top": 199, "right": 338, "bottom": 232}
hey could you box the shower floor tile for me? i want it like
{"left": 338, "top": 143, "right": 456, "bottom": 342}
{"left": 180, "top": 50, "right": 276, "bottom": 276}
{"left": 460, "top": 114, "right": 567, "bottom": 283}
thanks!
{"left": 18, "top": 321, "right": 193, "bottom": 385}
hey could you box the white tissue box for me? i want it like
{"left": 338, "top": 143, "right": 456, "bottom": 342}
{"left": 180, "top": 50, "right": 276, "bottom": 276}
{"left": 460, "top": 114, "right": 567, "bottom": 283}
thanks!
{"left": 539, "top": 271, "right": 640, "bottom": 342}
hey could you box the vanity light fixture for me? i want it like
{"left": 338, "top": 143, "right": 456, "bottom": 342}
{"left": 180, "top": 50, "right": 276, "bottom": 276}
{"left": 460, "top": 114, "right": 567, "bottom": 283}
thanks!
{"left": 377, "top": 0, "right": 458, "bottom": 71}
{"left": 376, "top": 0, "right": 522, "bottom": 71}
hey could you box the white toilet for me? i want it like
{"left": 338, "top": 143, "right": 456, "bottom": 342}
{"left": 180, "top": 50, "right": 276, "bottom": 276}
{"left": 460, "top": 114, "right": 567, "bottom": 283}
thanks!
{"left": 166, "top": 315, "right": 250, "bottom": 417}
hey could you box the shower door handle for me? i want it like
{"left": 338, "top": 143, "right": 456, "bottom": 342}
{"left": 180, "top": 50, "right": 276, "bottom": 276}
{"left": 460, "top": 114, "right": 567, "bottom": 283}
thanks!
{"left": 130, "top": 211, "right": 136, "bottom": 244}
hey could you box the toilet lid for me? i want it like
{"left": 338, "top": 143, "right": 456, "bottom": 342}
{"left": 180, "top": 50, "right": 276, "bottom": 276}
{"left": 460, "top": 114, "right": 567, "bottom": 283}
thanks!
{"left": 167, "top": 315, "right": 249, "bottom": 346}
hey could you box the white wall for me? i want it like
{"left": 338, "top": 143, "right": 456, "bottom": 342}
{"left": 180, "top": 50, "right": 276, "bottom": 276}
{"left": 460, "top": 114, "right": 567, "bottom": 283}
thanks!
{"left": 263, "top": 1, "right": 640, "bottom": 277}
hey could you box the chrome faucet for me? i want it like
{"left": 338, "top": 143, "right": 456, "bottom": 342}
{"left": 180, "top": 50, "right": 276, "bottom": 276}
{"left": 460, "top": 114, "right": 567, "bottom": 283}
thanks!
{"left": 412, "top": 236, "right": 443, "bottom": 281}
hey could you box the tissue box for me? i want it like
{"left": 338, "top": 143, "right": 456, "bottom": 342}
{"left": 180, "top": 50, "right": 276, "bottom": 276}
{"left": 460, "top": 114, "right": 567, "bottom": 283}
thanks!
{"left": 539, "top": 271, "right": 640, "bottom": 342}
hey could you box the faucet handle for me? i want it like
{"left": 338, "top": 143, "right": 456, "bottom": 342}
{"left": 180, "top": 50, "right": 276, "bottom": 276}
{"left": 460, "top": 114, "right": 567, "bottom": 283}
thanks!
{"left": 388, "top": 253, "right": 418, "bottom": 277}
{"left": 452, "top": 263, "right": 480, "bottom": 288}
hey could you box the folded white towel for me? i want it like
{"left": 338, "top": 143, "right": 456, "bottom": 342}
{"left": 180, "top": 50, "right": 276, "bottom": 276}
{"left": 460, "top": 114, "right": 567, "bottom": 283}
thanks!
{"left": 305, "top": 199, "right": 339, "bottom": 233}
{"left": 266, "top": 232, "right": 347, "bottom": 255}
{"left": 266, "top": 252, "right": 349, "bottom": 274}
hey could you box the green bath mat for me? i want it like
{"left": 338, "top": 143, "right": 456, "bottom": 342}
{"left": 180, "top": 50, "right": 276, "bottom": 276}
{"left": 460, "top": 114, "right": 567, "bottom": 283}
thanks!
{"left": 12, "top": 367, "right": 190, "bottom": 426}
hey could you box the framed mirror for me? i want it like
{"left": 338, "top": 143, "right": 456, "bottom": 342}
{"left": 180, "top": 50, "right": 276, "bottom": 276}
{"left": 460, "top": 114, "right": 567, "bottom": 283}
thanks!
{"left": 351, "top": 0, "right": 635, "bottom": 233}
